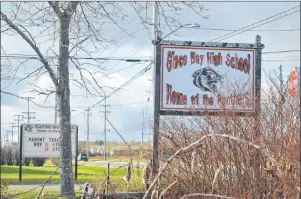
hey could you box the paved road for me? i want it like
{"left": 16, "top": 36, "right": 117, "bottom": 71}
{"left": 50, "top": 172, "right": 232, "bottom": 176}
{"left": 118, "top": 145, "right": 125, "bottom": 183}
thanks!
{"left": 9, "top": 184, "right": 84, "bottom": 189}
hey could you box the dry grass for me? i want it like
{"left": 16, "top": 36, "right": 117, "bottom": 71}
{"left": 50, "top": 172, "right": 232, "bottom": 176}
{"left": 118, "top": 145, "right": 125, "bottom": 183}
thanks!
{"left": 143, "top": 73, "right": 300, "bottom": 199}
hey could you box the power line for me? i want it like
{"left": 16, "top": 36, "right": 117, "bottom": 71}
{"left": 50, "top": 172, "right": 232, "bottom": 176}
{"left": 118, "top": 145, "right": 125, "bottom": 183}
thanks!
{"left": 72, "top": 63, "right": 152, "bottom": 119}
{"left": 182, "top": 27, "right": 300, "bottom": 32}
{"left": 110, "top": 101, "right": 148, "bottom": 107}
{"left": 1, "top": 90, "right": 149, "bottom": 109}
{"left": 0, "top": 54, "right": 152, "bottom": 62}
{"left": 108, "top": 39, "right": 150, "bottom": 71}
{"left": 215, "top": 9, "right": 300, "bottom": 42}
{"left": 106, "top": 62, "right": 146, "bottom": 76}
{"left": 263, "top": 60, "right": 300, "bottom": 62}
{"left": 263, "top": 56, "right": 300, "bottom": 59}
{"left": 209, "top": 5, "right": 300, "bottom": 42}
{"left": 262, "top": 50, "right": 300, "bottom": 54}
{"left": 18, "top": 22, "right": 300, "bottom": 32}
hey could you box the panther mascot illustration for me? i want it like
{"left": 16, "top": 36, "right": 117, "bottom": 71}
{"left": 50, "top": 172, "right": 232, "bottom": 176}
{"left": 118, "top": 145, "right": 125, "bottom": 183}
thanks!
{"left": 192, "top": 67, "right": 223, "bottom": 93}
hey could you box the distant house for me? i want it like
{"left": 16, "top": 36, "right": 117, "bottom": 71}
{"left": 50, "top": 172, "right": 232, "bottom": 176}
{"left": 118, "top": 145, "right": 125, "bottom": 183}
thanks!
{"left": 89, "top": 146, "right": 115, "bottom": 156}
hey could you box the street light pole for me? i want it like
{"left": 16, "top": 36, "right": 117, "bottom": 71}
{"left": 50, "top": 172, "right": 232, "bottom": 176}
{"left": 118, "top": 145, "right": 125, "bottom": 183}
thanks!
{"left": 151, "top": 12, "right": 201, "bottom": 173}
{"left": 152, "top": 23, "right": 200, "bottom": 45}
{"left": 152, "top": 1, "right": 160, "bottom": 174}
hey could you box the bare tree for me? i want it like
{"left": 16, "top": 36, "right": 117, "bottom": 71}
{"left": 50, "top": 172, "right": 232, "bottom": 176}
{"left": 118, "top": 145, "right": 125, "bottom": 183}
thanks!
{"left": 1, "top": 1, "right": 208, "bottom": 197}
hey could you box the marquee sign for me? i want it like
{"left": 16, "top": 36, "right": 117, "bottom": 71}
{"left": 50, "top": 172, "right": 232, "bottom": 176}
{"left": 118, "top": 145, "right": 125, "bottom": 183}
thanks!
{"left": 21, "top": 123, "right": 77, "bottom": 158}
{"left": 159, "top": 45, "right": 257, "bottom": 113}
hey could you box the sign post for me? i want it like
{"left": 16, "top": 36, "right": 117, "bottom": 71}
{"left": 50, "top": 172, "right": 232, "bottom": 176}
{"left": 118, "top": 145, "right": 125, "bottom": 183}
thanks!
{"left": 75, "top": 125, "right": 78, "bottom": 180}
{"left": 19, "top": 124, "right": 78, "bottom": 182}
{"left": 19, "top": 125, "right": 23, "bottom": 182}
{"left": 152, "top": 37, "right": 264, "bottom": 172}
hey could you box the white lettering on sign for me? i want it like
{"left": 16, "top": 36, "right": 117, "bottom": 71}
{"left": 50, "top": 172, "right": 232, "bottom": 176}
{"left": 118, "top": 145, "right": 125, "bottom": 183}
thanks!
{"left": 22, "top": 124, "right": 77, "bottom": 158}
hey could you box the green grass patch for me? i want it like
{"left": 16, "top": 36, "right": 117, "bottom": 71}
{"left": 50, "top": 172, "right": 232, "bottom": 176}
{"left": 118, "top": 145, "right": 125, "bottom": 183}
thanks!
{"left": 1, "top": 165, "right": 144, "bottom": 189}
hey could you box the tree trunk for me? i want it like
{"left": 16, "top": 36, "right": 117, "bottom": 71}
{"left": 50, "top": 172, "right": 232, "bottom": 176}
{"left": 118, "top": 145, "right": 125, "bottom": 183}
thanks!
{"left": 58, "top": 12, "right": 74, "bottom": 197}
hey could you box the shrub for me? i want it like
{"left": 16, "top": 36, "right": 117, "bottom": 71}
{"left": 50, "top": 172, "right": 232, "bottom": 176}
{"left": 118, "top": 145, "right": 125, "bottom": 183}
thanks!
{"left": 14, "top": 148, "right": 20, "bottom": 166}
{"left": 5, "top": 147, "right": 14, "bottom": 165}
{"left": 0, "top": 147, "right": 6, "bottom": 165}
{"left": 23, "top": 158, "right": 31, "bottom": 166}
{"left": 32, "top": 158, "right": 46, "bottom": 166}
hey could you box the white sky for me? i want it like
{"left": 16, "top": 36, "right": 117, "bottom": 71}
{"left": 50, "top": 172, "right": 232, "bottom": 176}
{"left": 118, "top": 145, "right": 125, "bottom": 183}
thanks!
{"left": 1, "top": 2, "right": 300, "bottom": 143}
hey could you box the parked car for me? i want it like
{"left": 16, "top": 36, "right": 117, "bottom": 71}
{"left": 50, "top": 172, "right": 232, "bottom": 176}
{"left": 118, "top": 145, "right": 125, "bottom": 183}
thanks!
{"left": 78, "top": 153, "right": 88, "bottom": 161}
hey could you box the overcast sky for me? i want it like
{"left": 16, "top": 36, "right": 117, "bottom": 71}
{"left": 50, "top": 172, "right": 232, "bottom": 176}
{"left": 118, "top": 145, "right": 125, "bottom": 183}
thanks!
{"left": 1, "top": 2, "right": 300, "bottom": 143}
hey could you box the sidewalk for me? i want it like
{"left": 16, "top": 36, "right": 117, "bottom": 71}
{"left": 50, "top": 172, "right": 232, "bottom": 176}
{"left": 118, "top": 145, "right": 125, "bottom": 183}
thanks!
{"left": 8, "top": 184, "right": 84, "bottom": 189}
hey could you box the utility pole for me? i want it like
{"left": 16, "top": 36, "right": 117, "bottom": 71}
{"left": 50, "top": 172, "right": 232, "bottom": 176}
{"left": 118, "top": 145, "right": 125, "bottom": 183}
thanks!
{"left": 85, "top": 108, "right": 91, "bottom": 157}
{"left": 152, "top": 1, "right": 160, "bottom": 174}
{"left": 14, "top": 114, "right": 24, "bottom": 143}
{"left": 8, "top": 123, "right": 17, "bottom": 144}
{"left": 5, "top": 131, "right": 9, "bottom": 146}
{"left": 1, "top": 137, "right": 4, "bottom": 147}
{"left": 279, "top": 65, "right": 284, "bottom": 154}
{"left": 141, "top": 110, "right": 145, "bottom": 148}
{"left": 21, "top": 97, "right": 35, "bottom": 123}
{"left": 104, "top": 98, "right": 107, "bottom": 161}
{"left": 99, "top": 98, "right": 111, "bottom": 161}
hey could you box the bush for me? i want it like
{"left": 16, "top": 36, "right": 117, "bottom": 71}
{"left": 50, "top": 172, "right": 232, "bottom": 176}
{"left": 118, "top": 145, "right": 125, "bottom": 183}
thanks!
{"left": 0, "top": 147, "right": 6, "bottom": 165}
{"left": 4, "top": 147, "right": 14, "bottom": 165}
{"left": 50, "top": 158, "right": 60, "bottom": 166}
{"left": 23, "top": 158, "right": 31, "bottom": 166}
{"left": 32, "top": 158, "right": 46, "bottom": 166}
{"left": 14, "top": 148, "right": 20, "bottom": 166}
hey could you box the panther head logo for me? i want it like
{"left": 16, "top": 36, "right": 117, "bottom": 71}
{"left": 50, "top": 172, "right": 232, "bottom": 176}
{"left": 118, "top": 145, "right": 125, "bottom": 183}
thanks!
{"left": 192, "top": 67, "right": 223, "bottom": 93}
{"left": 24, "top": 125, "right": 33, "bottom": 132}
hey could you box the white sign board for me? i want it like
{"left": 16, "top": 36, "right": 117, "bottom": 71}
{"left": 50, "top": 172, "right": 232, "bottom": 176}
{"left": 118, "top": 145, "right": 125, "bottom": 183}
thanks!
{"left": 160, "top": 46, "right": 256, "bottom": 112}
{"left": 21, "top": 124, "right": 77, "bottom": 158}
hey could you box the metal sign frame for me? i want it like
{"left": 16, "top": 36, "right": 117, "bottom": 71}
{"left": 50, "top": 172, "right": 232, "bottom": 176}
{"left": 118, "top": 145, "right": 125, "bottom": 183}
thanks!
{"left": 152, "top": 36, "right": 264, "bottom": 173}
{"left": 155, "top": 39, "right": 264, "bottom": 116}
{"left": 19, "top": 124, "right": 78, "bottom": 182}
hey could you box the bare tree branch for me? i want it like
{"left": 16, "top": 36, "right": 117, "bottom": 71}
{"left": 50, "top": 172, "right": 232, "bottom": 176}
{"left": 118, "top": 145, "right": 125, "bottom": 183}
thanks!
{"left": 1, "top": 90, "right": 55, "bottom": 108}
{"left": 98, "top": 3, "right": 134, "bottom": 38}
{"left": 69, "top": 36, "right": 88, "bottom": 54}
{"left": 37, "top": 167, "right": 60, "bottom": 198}
{"left": 1, "top": 11, "right": 58, "bottom": 87}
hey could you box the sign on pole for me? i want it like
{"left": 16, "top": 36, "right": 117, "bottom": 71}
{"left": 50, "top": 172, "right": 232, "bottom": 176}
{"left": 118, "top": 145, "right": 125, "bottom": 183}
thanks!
{"left": 152, "top": 38, "right": 264, "bottom": 172}
{"left": 21, "top": 124, "right": 77, "bottom": 157}
{"left": 155, "top": 40, "right": 263, "bottom": 116}
{"left": 19, "top": 123, "right": 78, "bottom": 182}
